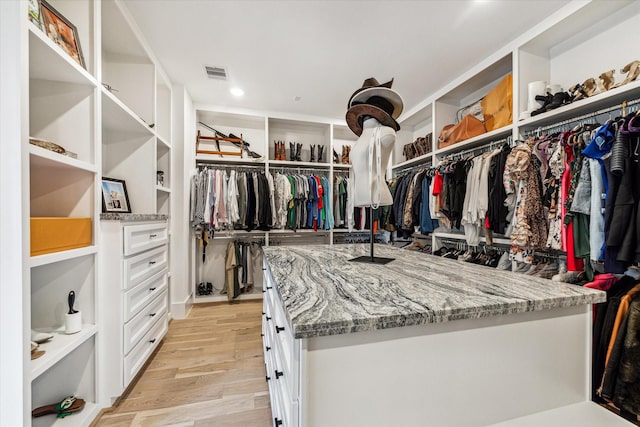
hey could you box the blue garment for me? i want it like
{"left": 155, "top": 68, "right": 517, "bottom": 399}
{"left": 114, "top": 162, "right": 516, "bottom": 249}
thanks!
{"left": 306, "top": 176, "right": 317, "bottom": 228}
{"left": 419, "top": 175, "right": 438, "bottom": 234}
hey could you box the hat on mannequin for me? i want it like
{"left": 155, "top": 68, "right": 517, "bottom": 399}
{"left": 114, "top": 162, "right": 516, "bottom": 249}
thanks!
{"left": 346, "top": 77, "right": 404, "bottom": 136}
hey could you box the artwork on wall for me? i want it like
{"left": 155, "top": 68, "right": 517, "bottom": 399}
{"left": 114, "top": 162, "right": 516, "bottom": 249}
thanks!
{"left": 40, "top": 0, "right": 85, "bottom": 69}
{"left": 101, "top": 177, "right": 131, "bottom": 213}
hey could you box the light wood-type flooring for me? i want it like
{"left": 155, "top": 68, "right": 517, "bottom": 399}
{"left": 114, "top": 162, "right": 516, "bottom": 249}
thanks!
{"left": 93, "top": 301, "right": 271, "bottom": 427}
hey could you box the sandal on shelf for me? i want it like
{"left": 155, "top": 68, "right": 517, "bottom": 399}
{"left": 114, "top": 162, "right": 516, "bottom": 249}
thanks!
{"left": 32, "top": 396, "right": 86, "bottom": 418}
{"left": 597, "top": 69, "right": 616, "bottom": 92}
{"left": 30, "top": 341, "right": 45, "bottom": 360}
{"left": 530, "top": 92, "right": 553, "bottom": 116}
{"left": 545, "top": 91, "right": 571, "bottom": 111}
{"left": 615, "top": 60, "right": 640, "bottom": 88}
{"left": 582, "top": 77, "right": 598, "bottom": 97}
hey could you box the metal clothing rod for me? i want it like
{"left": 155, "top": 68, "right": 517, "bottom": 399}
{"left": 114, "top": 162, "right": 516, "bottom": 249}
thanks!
{"left": 442, "top": 136, "right": 512, "bottom": 162}
{"left": 394, "top": 159, "right": 432, "bottom": 175}
{"left": 270, "top": 167, "right": 329, "bottom": 174}
{"left": 526, "top": 97, "right": 640, "bottom": 136}
{"left": 196, "top": 163, "right": 266, "bottom": 170}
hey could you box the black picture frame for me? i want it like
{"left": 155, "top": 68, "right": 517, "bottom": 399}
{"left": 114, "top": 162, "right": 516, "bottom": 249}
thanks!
{"left": 40, "top": 0, "right": 86, "bottom": 69}
{"left": 101, "top": 177, "right": 132, "bottom": 213}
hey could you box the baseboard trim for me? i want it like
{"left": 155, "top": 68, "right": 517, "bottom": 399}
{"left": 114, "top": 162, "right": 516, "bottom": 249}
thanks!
{"left": 170, "top": 292, "right": 193, "bottom": 319}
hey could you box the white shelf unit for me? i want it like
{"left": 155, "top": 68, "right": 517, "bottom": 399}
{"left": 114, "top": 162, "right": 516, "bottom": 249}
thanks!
{"left": 390, "top": 1, "right": 640, "bottom": 264}
{"left": 25, "top": 0, "right": 100, "bottom": 423}
{"left": 13, "top": 0, "right": 173, "bottom": 425}
{"left": 191, "top": 109, "right": 359, "bottom": 303}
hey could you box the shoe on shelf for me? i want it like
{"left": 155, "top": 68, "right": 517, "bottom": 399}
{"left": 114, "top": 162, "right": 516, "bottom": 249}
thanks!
{"left": 333, "top": 149, "right": 340, "bottom": 164}
{"left": 31, "top": 330, "right": 53, "bottom": 344}
{"left": 597, "top": 69, "right": 616, "bottom": 92}
{"left": 32, "top": 396, "right": 86, "bottom": 419}
{"left": 317, "top": 145, "right": 325, "bottom": 163}
{"left": 309, "top": 144, "right": 316, "bottom": 162}
{"left": 295, "top": 143, "right": 302, "bottom": 161}
{"left": 289, "top": 142, "right": 296, "bottom": 161}
{"left": 615, "top": 60, "right": 640, "bottom": 88}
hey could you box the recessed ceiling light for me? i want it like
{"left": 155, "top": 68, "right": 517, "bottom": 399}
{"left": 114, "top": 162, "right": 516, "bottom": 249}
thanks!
{"left": 230, "top": 87, "right": 244, "bottom": 97}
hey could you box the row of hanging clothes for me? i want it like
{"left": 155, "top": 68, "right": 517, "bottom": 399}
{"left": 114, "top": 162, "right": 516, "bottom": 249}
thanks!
{"left": 591, "top": 266, "right": 640, "bottom": 420}
{"left": 190, "top": 166, "right": 357, "bottom": 234}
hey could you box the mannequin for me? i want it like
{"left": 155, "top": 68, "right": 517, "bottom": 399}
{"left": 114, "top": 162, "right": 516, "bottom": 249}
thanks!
{"left": 344, "top": 77, "right": 404, "bottom": 263}
{"left": 351, "top": 116, "right": 396, "bottom": 208}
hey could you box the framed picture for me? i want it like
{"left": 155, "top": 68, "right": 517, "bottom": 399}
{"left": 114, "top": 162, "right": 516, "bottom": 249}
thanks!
{"left": 101, "top": 177, "right": 131, "bottom": 213}
{"left": 28, "top": 0, "right": 44, "bottom": 30}
{"left": 40, "top": 0, "right": 85, "bottom": 69}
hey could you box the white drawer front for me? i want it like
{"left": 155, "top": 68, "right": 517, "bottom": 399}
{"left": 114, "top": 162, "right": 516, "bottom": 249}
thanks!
{"left": 124, "top": 270, "right": 168, "bottom": 322}
{"left": 124, "top": 314, "right": 167, "bottom": 386}
{"left": 123, "top": 245, "right": 168, "bottom": 290}
{"left": 124, "top": 290, "right": 168, "bottom": 355}
{"left": 123, "top": 222, "right": 168, "bottom": 256}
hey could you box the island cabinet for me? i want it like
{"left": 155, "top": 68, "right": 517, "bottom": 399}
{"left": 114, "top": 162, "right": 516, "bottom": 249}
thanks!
{"left": 261, "top": 244, "right": 633, "bottom": 427}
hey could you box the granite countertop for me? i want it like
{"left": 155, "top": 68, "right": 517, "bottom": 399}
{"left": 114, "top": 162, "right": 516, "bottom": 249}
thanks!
{"left": 100, "top": 213, "right": 168, "bottom": 221}
{"left": 262, "top": 244, "right": 606, "bottom": 339}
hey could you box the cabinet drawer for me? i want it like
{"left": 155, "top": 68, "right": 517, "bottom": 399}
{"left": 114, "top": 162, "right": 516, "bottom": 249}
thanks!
{"left": 124, "top": 270, "right": 168, "bottom": 322}
{"left": 123, "top": 222, "right": 168, "bottom": 256}
{"left": 124, "top": 314, "right": 167, "bottom": 385}
{"left": 123, "top": 245, "right": 168, "bottom": 290}
{"left": 124, "top": 290, "right": 168, "bottom": 355}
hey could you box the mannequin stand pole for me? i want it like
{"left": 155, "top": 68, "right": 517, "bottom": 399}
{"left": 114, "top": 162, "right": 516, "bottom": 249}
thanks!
{"left": 349, "top": 207, "right": 394, "bottom": 265}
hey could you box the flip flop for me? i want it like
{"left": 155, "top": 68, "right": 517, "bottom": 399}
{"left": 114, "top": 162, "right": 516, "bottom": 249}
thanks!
{"left": 32, "top": 396, "right": 86, "bottom": 418}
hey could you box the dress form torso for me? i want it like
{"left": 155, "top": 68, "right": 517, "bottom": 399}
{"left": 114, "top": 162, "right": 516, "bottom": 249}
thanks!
{"left": 351, "top": 117, "right": 396, "bottom": 207}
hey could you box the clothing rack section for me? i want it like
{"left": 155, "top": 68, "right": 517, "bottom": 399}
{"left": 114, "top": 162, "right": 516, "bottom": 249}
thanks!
{"left": 196, "top": 130, "right": 244, "bottom": 157}
{"left": 437, "top": 135, "right": 514, "bottom": 162}
{"left": 591, "top": 268, "right": 640, "bottom": 424}
{"left": 196, "top": 238, "right": 265, "bottom": 302}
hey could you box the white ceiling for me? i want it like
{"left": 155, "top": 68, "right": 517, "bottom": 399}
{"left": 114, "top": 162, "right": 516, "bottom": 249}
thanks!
{"left": 124, "top": 0, "right": 572, "bottom": 122}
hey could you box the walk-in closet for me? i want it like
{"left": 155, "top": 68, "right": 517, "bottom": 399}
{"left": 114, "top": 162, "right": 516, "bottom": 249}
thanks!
{"left": 2, "top": 0, "right": 640, "bottom": 426}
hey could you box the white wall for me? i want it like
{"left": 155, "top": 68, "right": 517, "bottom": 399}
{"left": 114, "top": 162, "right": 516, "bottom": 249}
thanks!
{"left": 0, "top": 0, "right": 27, "bottom": 424}
{"left": 170, "top": 85, "right": 194, "bottom": 318}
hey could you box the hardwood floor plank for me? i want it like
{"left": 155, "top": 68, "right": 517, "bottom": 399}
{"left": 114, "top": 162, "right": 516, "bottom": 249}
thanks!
{"left": 93, "top": 301, "right": 271, "bottom": 426}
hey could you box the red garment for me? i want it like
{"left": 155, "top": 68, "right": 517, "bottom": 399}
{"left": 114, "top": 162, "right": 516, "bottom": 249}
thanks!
{"left": 561, "top": 146, "right": 584, "bottom": 272}
{"left": 314, "top": 176, "right": 323, "bottom": 209}
{"left": 432, "top": 172, "right": 443, "bottom": 196}
{"left": 584, "top": 273, "right": 619, "bottom": 291}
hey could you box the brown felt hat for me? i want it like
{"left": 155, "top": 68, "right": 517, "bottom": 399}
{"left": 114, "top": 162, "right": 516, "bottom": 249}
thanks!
{"left": 346, "top": 95, "right": 400, "bottom": 137}
{"left": 346, "top": 77, "right": 404, "bottom": 136}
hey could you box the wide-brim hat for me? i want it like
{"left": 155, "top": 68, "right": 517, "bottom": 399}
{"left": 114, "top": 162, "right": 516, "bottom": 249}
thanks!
{"left": 346, "top": 95, "right": 400, "bottom": 137}
{"left": 347, "top": 77, "right": 404, "bottom": 119}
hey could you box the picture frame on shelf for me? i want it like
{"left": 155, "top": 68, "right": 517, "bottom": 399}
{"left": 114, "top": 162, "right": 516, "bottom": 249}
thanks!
{"left": 40, "top": 0, "right": 85, "bottom": 69}
{"left": 101, "top": 177, "right": 131, "bottom": 213}
{"left": 28, "top": 0, "right": 44, "bottom": 30}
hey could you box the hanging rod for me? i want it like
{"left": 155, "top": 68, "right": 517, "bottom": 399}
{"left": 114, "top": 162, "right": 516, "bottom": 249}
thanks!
{"left": 269, "top": 166, "right": 330, "bottom": 174}
{"left": 442, "top": 136, "right": 512, "bottom": 162}
{"left": 393, "top": 158, "right": 432, "bottom": 175}
{"left": 526, "top": 97, "right": 640, "bottom": 136}
{"left": 196, "top": 162, "right": 266, "bottom": 170}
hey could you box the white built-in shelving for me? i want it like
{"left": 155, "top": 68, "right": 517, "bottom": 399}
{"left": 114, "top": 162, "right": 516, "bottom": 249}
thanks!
{"left": 391, "top": 0, "right": 640, "bottom": 264}
{"left": 17, "top": 0, "right": 173, "bottom": 425}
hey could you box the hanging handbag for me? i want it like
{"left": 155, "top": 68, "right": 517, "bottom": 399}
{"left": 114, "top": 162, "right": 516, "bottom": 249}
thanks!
{"left": 481, "top": 74, "right": 513, "bottom": 132}
{"left": 437, "top": 115, "right": 486, "bottom": 149}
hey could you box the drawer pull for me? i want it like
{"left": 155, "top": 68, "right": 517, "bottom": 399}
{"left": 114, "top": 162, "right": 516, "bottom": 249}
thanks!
{"left": 262, "top": 290, "right": 266, "bottom": 293}
{"left": 265, "top": 346, "right": 271, "bottom": 351}
{"left": 261, "top": 333, "right": 264, "bottom": 337}
{"left": 276, "top": 326, "right": 285, "bottom": 334}
{"left": 150, "top": 312, "right": 157, "bottom": 317}
{"left": 262, "top": 267, "right": 266, "bottom": 271}
{"left": 266, "top": 316, "right": 271, "bottom": 321}
{"left": 265, "top": 375, "right": 271, "bottom": 382}
{"left": 149, "top": 287, "right": 157, "bottom": 291}
{"left": 262, "top": 312, "right": 265, "bottom": 315}
{"left": 275, "top": 370, "right": 283, "bottom": 379}
{"left": 149, "top": 234, "right": 158, "bottom": 238}
{"left": 266, "top": 286, "right": 273, "bottom": 290}
{"left": 149, "top": 338, "right": 157, "bottom": 344}
{"left": 149, "top": 261, "right": 157, "bottom": 265}
{"left": 275, "top": 417, "right": 283, "bottom": 426}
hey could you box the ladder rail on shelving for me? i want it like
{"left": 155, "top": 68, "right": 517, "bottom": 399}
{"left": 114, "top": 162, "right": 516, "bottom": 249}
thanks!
{"left": 196, "top": 130, "right": 244, "bottom": 157}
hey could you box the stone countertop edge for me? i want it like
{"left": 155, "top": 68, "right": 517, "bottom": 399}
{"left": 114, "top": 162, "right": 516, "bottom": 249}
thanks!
{"left": 263, "top": 244, "right": 607, "bottom": 340}
{"left": 100, "top": 213, "right": 168, "bottom": 221}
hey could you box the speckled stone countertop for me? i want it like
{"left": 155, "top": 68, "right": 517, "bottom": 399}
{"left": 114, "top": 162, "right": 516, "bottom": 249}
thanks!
{"left": 262, "top": 244, "right": 606, "bottom": 339}
{"left": 100, "top": 213, "right": 168, "bottom": 221}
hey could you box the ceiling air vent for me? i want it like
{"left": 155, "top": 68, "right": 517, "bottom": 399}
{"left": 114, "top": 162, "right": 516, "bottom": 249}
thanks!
{"left": 205, "top": 66, "right": 227, "bottom": 80}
